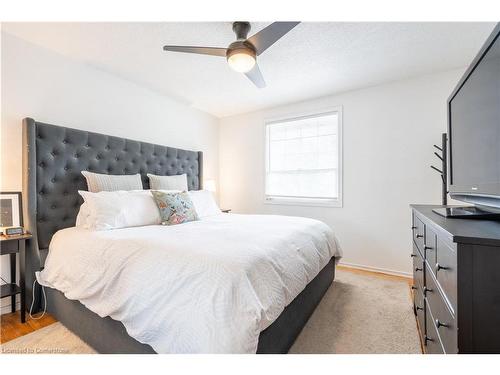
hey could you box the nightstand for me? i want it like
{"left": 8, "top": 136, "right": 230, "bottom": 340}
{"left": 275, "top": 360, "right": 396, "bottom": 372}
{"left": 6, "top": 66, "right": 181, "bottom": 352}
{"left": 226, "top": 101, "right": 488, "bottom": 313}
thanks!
{"left": 0, "top": 233, "right": 31, "bottom": 323}
{"left": 221, "top": 209, "right": 231, "bottom": 213}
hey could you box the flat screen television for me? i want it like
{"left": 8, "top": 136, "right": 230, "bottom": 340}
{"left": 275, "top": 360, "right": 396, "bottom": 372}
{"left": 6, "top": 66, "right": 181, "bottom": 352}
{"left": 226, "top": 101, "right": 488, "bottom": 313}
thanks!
{"left": 438, "top": 23, "right": 500, "bottom": 218}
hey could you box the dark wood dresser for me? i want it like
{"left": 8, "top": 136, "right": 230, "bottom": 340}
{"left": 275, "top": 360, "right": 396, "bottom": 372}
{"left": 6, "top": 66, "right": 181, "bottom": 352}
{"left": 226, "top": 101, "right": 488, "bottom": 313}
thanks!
{"left": 411, "top": 205, "right": 500, "bottom": 354}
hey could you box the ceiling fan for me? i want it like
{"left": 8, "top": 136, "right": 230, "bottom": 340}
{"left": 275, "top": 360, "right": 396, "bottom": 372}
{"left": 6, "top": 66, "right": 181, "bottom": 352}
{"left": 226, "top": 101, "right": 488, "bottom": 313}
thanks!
{"left": 163, "top": 22, "right": 300, "bottom": 88}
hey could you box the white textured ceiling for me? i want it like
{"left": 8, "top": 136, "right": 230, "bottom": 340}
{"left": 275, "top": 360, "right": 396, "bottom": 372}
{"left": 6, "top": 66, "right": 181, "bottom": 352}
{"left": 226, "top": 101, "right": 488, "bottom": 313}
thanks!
{"left": 2, "top": 22, "right": 496, "bottom": 117}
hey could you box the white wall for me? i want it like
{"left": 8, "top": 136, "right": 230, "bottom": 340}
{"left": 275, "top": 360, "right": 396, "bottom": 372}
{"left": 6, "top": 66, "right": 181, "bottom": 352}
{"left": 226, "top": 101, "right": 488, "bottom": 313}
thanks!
{"left": 0, "top": 32, "right": 219, "bottom": 313}
{"left": 219, "top": 69, "right": 464, "bottom": 276}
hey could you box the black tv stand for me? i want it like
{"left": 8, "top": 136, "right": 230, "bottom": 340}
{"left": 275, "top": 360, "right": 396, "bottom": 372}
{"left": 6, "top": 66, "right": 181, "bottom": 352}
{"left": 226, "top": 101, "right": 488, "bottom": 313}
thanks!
{"left": 432, "top": 206, "right": 500, "bottom": 220}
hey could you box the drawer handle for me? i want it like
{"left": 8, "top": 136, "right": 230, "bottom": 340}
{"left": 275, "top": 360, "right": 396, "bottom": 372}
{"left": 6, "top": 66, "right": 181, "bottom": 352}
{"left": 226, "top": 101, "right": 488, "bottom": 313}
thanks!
{"left": 415, "top": 267, "right": 423, "bottom": 272}
{"left": 416, "top": 305, "right": 424, "bottom": 311}
{"left": 435, "top": 263, "right": 449, "bottom": 272}
{"left": 411, "top": 285, "right": 417, "bottom": 290}
{"left": 411, "top": 226, "right": 417, "bottom": 230}
{"left": 423, "top": 286, "right": 433, "bottom": 296}
{"left": 424, "top": 246, "right": 433, "bottom": 251}
{"left": 424, "top": 335, "right": 434, "bottom": 344}
{"left": 410, "top": 253, "right": 417, "bottom": 258}
{"left": 435, "top": 319, "right": 449, "bottom": 329}
{"left": 416, "top": 234, "right": 424, "bottom": 238}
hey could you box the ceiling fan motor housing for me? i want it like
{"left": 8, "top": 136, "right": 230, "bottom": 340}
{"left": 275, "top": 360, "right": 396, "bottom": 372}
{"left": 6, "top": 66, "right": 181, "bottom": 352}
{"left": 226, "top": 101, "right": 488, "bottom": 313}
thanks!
{"left": 226, "top": 40, "right": 256, "bottom": 61}
{"left": 232, "top": 21, "right": 251, "bottom": 40}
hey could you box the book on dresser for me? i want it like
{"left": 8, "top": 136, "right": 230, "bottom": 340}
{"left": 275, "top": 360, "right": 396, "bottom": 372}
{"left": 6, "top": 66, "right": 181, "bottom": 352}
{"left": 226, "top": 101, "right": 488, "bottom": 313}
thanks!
{"left": 410, "top": 205, "right": 500, "bottom": 354}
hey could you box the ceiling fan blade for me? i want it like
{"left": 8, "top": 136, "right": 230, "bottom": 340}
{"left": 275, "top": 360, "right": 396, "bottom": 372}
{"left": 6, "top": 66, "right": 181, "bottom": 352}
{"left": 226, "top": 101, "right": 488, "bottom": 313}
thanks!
{"left": 163, "top": 45, "right": 227, "bottom": 57}
{"left": 247, "top": 22, "right": 300, "bottom": 55}
{"left": 245, "top": 63, "right": 266, "bottom": 88}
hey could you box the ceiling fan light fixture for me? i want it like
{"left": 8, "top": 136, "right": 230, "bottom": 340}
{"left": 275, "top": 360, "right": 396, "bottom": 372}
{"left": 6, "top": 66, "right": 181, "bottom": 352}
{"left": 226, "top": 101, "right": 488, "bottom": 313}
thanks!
{"left": 162, "top": 22, "right": 300, "bottom": 87}
{"left": 226, "top": 48, "right": 256, "bottom": 73}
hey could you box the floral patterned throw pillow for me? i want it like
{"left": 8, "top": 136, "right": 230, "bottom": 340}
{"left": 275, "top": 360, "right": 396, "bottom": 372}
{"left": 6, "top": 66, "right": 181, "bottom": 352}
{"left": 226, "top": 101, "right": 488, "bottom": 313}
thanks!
{"left": 151, "top": 191, "right": 199, "bottom": 225}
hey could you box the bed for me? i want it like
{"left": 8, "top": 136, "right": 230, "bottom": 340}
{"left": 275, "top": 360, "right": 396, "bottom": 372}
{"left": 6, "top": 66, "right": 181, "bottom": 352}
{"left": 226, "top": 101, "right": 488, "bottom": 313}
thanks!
{"left": 22, "top": 118, "right": 341, "bottom": 353}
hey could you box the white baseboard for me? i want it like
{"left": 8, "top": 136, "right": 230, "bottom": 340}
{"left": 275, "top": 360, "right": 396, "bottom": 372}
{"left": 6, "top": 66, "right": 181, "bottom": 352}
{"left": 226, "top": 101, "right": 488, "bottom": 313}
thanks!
{"left": 338, "top": 261, "right": 412, "bottom": 279}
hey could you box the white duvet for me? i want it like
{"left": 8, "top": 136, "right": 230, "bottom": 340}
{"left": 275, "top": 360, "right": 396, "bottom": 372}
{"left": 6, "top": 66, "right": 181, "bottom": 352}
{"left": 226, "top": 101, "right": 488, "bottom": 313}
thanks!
{"left": 38, "top": 213, "right": 342, "bottom": 353}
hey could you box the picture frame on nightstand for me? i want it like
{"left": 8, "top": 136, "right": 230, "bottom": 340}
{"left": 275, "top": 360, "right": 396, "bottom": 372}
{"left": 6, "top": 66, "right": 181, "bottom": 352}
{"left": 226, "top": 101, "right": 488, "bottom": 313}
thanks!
{"left": 0, "top": 191, "right": 24, "bottom": 235}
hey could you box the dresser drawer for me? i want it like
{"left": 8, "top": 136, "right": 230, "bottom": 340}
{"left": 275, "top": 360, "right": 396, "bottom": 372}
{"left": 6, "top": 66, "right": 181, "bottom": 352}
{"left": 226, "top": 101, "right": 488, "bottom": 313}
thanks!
{"left": 435, "top": 237, "right": 457, "bottom": 314}
{"left": 424, "top": 225, "right": 437, "bottom": 264}
{"left": 412, "top": 215, "right": 425, "bottom": 256}
{"left": 413, "top": 287, "right": 426, "bottom": 341}
{"left": 412, "top": 244, "right": 425, "bottom": 289}
{"left": 425, "top": 268, "right": 457, "bottom": 353}
{"left": 425, "top": 303, "right": 445, "bottom": 354}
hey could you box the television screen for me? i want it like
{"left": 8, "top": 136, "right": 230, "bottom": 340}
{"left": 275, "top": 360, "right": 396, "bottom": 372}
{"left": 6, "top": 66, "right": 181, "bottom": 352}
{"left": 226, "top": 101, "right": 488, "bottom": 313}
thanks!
{"left": 449, "top": 30, "right": 500, "bottom": 199}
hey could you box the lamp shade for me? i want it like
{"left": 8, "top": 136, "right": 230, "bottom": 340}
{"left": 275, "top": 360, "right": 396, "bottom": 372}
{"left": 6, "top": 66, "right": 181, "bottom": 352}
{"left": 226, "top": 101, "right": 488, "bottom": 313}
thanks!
{"left": 204, "top": 179, "right": 216, "bottom": 193}
{"left": 227, "top": 52, "right": 256, "bottom": 73}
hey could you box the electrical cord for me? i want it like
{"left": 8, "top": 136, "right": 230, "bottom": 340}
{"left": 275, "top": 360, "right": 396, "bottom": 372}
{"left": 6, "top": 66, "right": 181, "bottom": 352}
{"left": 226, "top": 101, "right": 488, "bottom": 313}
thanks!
{"left": 29, "top": 278, "right": 47, "bottom": 320}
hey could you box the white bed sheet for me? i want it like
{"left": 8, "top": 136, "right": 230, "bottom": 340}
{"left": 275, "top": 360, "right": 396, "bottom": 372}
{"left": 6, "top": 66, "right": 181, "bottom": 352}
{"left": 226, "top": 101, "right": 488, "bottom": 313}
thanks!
{"left": 38, "top": 213, "right": 342, "bottom": 353}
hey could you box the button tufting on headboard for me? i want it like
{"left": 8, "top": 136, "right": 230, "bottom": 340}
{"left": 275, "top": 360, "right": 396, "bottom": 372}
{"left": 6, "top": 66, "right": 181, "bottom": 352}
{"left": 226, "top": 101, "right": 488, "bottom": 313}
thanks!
{"left": 24, "top": 119, "right": 202, "bottom": 252}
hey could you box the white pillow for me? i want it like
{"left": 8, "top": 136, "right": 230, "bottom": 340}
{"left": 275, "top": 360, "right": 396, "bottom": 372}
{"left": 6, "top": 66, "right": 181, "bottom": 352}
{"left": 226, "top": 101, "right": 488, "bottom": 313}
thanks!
{"left": 75, "top": 202, "right": 91, "bottom": 227}
{"left": 82, "top": 171, "right": 143, "bottom": 193}
{"left": 188, "top": 190, "right": 221, "bottom": 218}
{"left": 78, "top": 190, "right": 161, "bottom": 231}
{"left": 147, "top": 173, "right": 188, "bottom": 191}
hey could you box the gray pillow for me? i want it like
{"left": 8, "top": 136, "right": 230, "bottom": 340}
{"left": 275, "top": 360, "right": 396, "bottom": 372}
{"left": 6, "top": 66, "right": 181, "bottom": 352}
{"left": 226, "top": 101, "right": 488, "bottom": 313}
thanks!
{"left": 82, "top": 171, "right": 143, "bottom": 192}
{"left": 147, "top": 173, "right": 188, "bottom": 191}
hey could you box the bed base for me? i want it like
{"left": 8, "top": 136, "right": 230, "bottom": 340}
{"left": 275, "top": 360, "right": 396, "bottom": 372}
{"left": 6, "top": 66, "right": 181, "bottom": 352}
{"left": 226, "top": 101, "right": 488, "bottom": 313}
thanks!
{"left": 45, "top": 258, "right": 335, "bottom": 354}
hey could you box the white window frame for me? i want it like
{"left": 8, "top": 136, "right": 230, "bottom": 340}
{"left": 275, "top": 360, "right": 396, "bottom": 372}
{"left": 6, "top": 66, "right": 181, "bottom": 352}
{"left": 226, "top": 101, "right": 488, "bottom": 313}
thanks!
{"left": 264, "top": 106, "right": 343, "bottom": 208}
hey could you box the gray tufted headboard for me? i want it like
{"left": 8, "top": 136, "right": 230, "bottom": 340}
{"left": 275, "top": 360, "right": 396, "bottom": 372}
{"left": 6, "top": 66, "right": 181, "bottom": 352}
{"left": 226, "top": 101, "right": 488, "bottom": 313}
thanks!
{"left": 22, "top": 118, "right": 203, "bottom": 307}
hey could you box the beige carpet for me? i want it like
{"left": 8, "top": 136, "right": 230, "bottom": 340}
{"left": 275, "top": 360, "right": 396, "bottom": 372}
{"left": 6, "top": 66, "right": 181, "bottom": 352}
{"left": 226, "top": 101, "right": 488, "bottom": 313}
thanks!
{"left": 1, "top": 269, "right": 421, "bottom": 354}
{"left": 1, "top": 321, "right": 96, "bottom": 354}
{"left": 290, "top": 269, "right": 421, "bottom": 353}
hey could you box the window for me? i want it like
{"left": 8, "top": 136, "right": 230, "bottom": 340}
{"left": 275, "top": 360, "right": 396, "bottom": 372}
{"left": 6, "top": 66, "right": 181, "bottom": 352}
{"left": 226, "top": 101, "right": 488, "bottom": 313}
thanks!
{"left": 265, "top": 108, "right": 342, "bottom": 207}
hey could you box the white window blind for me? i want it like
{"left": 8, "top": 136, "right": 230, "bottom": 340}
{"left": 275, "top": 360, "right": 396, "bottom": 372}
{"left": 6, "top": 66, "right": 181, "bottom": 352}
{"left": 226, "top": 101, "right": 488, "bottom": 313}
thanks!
{"left": 265, "top": 110, "right": 342, "bottom": 206}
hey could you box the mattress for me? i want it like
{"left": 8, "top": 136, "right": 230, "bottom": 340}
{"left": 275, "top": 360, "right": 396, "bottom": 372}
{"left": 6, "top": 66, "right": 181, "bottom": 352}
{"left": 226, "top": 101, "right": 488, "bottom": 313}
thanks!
{"left": 37, "top": 213, "right": 342, "bottom": 353}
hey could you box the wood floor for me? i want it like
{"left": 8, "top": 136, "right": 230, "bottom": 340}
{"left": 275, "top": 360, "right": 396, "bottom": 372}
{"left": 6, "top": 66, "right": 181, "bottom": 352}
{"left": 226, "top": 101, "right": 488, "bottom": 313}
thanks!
{"left": 1, "top": 267, "right": 413, "bottom": 345}
{"left": 1, "top": 311, "right": 56, "bottom": 344}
